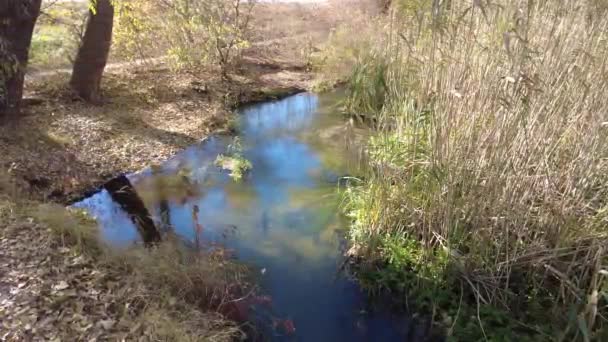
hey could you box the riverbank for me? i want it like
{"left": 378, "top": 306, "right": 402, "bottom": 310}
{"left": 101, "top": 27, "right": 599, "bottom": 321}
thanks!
{"left": 5, "top": 56, "right": 310, "bottom": 204}
{"left": 6, "top": 172, "right": 269, "bottom": 342}
{"left": 0, "top": 45, "right": 316, "bottom": 342}
{"left": 0, "top": 1, "right": 345, "bottom": 339}
{"left": 9, "top": 0, "right": 362, "bottom": 204}
{"left": 0, "top": 196, "right": 249, "bottom": 340}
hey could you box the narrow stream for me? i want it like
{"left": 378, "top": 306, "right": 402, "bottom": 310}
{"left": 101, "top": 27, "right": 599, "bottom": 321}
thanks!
{"left": 74, "top": 93, "right": 427, "bottom": 341}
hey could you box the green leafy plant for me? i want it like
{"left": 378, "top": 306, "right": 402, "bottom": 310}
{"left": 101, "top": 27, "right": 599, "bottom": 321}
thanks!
{"left": 114, "top": 0, "right": 255, "bottom": 75}
{"left": 215, "top": 137, "right": 252, "bottom": 181}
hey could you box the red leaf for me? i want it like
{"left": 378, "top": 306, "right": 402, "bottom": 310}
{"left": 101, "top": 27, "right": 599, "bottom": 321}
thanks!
{"left": 282, "top": 319, "right": 296, "bottom": 335}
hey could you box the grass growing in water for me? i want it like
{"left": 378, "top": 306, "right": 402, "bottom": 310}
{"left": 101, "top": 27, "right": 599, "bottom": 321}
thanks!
{"left": 341, "top": 0, "right": 608, "bottom": 340}
{"left": 215, "top": 137, "right": 252, "bottom": 181}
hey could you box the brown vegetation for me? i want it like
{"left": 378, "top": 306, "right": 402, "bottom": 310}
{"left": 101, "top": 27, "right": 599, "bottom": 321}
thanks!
{"left": 338, "top": 0, "right": 608, "bottom": 339}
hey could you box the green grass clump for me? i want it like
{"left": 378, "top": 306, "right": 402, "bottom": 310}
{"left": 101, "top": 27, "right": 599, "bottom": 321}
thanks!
{"left": 341, "top": 0, "right": 608, "bottom": 340}
{"left": 343, "top": 53, "right": 388, "bottom": 121}
{"left": 215, "top": 154, "right": 252, "bottom": 181}
{"left": 215, "top": 137, "right": 252, "bottom": 181}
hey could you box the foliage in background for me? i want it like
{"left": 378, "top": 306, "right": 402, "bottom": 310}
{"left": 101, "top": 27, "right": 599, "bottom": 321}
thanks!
{"left": 341, "top": 0, "right": 608, "bottom": 340}
{"left": 29, "top": 1, "right": 88, "bottom": 69}
{"left": 114, "top": 0, "right": 255, "bottom": 74}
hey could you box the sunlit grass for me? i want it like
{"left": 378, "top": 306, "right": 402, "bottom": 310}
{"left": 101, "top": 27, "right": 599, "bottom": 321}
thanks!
{"left": 341, "top": 0, "right": 608, "bottom": 340}
{"left": 30, "top": 1, "right": 87, "bottom": 70}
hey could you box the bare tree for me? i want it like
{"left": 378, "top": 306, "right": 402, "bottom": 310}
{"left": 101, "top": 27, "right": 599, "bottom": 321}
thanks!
{"left": 0, "top": 0, "right": 43, "bottom": 119}
{"left": 70, "top": 0, "right": 114, "bottom": 103}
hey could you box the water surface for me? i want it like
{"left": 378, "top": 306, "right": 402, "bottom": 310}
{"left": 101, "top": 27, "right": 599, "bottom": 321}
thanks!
{"left": 75, "top": 93, "right": 426, "bottom": 341}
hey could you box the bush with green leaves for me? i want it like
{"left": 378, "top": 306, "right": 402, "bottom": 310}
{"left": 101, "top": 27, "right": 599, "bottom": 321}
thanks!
{"left": 114, "top": 0, "right": 254, "bottom": 74}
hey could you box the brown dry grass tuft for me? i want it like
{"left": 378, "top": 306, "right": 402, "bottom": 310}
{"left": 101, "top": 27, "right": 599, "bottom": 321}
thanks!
{"left": 31, "top": 200, "right": 250, "bottom": 341}
{"left": 342, "top": 0, "right": 608, "bottom": 338}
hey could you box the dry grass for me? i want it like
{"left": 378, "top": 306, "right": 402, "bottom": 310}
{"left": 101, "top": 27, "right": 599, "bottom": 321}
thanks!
{"left": 342, "top": 0, "right": 608, "bottom": 339}
{"left": 31, "top": 201, "right": 250, "bottom": 341}
{"left": 0, "top": 166, "right": 246, "bottom": 340}
{"left": 309, "top": 0, "right": 386, "bottom": 89}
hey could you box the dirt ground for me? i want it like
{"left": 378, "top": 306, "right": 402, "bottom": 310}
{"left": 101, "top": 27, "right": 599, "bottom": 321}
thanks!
{"left": 0, "top": 1, "right": 368, "bottom": 340}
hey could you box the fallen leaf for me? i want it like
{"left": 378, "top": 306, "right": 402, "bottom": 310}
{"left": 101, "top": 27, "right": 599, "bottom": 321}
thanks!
{"left": 98, "top": 319, "right": 115, "bottom": 330}
{"left": 52, "top": 281, "right": 69, "bottom": 291}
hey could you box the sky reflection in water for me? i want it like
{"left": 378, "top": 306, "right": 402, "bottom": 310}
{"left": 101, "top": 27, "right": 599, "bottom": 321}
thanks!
{"left": 75, "top": 93, "right": 424, "bottom": 341}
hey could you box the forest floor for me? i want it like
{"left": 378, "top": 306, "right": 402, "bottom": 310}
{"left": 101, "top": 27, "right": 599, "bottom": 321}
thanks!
{"left": 0, "top": 0, "right": 374, "bottom": 340}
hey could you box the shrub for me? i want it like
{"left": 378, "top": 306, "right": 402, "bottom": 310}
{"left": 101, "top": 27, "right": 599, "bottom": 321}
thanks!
{"left": 114, "top": 0, "right": 255, "bottom": 74}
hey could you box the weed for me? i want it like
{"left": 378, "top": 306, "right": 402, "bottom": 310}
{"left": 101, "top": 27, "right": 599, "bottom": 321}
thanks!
{"left": 35, "top": 204, "right": 102, "bottom": 255}
{"left": 215, "top": 137, "right": 252, "bottom": 181}
{"left": 215, "top": 154, "right": 252, "bottom": 182}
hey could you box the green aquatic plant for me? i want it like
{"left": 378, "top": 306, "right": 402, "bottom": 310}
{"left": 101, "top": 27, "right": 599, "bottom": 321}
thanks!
{"left": 215, "top": 137, "right": 252, "bottom": 181}
{"left": 215, "top": 154, "right": 252, "bottom": 181}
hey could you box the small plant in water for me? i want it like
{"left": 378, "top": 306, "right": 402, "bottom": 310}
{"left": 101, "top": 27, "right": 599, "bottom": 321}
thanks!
{"left": 215, "top": 137, "right": 252, "bottom": 181}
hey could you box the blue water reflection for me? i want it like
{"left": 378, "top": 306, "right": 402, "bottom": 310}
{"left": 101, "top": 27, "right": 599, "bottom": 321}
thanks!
{"left": 74, "top": 93, "right": 426, "bottom": 341}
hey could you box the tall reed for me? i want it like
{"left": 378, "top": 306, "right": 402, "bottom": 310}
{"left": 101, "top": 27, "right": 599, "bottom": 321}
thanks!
{"left": 344, "top": 0, "right": 608, "bottom": 338}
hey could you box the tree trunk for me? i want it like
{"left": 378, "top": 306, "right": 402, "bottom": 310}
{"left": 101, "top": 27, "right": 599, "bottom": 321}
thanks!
{"left": 0, "top": 0, "right": 43, "bottom": 119}
{"left": 70, "top": 0, "right": 114, "bottom": 103}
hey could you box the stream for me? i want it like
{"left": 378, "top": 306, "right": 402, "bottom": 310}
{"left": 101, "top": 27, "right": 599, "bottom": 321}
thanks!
{"left": 74, "top": 93, "right": 429, "bottom": 341}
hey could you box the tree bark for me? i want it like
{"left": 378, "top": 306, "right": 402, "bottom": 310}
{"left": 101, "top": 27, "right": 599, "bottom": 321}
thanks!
{"left": 70, "top": 0, "right": 114, "bottom": 103}
{"left": 0, "top": 0, "right": 43, "bottom": 119}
